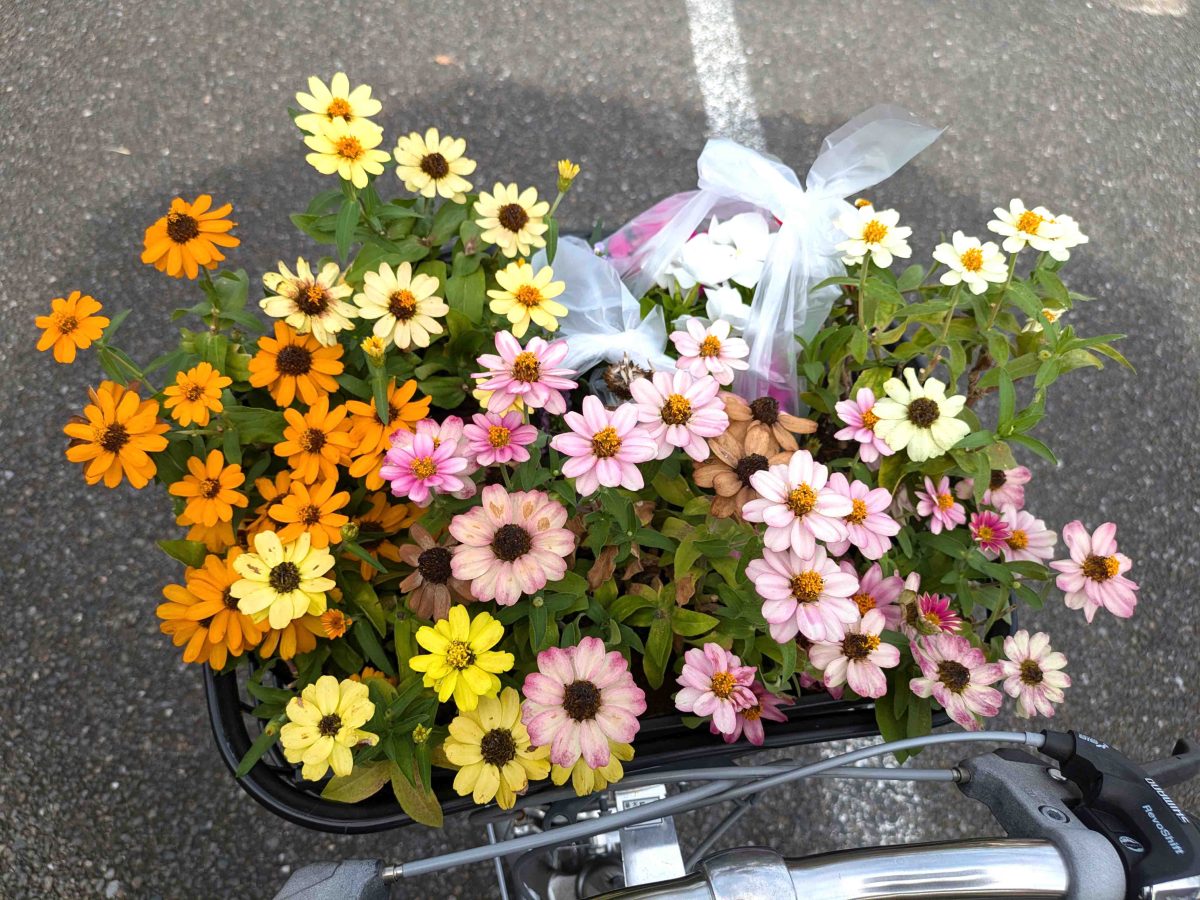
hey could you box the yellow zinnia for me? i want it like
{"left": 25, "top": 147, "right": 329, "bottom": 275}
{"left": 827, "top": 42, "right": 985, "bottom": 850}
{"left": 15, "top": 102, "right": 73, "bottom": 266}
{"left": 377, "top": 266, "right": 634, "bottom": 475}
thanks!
{"left": 231, "top": 530, "right": 335, "bottom": 629}
{"left": 393, "top": 127, "right": 476, "bottom": 203}
{"left": 294, "top": 73, "right": 382, "bottom": 134}
{"left": 280, "top": 675, "right": 378, "bottom": 781}
{"left": 487, "top": 260, "right": 567, "bottom": 338}
{"left": 261, "top": 258, "right": 357, "bottom": 347}
{"left": 408, "top": 605, "right": 514, "bottom": 711}
{"left": 443, "top": 687, "right": 550, "bottom": 809}
{"left": 474, "top": 183, "right": 550, "bottom": 258}
{"left": 304, "top": 118, "right": 390, "bottom": 189}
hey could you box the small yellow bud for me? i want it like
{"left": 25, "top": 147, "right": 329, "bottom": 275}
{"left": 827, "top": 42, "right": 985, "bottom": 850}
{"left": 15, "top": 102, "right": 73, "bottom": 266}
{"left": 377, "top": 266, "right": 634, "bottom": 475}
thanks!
{"left": 412, "top": 724, "right": 431, "bottom": 745}
{"left": 361, "top": 336, "right": 387, "bottom": 366}
{"left": 855, "top": 198, "right": 873, "bottom": 209}
{"left": 556, "top": 159, "right": 581, "bottom": 193}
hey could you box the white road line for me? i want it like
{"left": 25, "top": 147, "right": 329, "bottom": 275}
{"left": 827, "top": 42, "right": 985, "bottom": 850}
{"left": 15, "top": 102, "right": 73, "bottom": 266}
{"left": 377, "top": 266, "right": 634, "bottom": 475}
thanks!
{"left": 683, "top": 0, "right": 767, "bottom": 149}
{"left": 1109, "top": 0, "right": 1187, "bottom": 14}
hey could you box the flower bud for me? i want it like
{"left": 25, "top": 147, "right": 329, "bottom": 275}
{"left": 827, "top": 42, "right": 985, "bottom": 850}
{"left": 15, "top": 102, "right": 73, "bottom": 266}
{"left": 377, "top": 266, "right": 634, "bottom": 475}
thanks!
{"left": 412, "top": 724, "right": 431, "bottom": 745}
{"left": 361, "top": 336, "right": 387, "bottom": 366}
{"left": 340, "top": 522, "right": 361, "bottom": 543}
{"left": 556, "top": 159, "right": 581, "bottom": 193}
{"left": 854, "top": 198, "right": 873, "bottom": 208}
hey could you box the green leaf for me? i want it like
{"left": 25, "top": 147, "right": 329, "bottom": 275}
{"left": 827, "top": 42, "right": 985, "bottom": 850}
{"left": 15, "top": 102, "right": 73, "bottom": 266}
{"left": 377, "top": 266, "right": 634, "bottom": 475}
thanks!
{"left": 1008, "top": 281, "right": 1044, "bottom": 319}
{"left": 849, "top": 327, "right": 868, "bottom": 363}
{"left": 102, "top": 307, "right": 133, "bottom": 342}
{"left": 897, "top": 264, "right": 925, "bottom": 293}
{"left": 635, "top": 528, "right": 676, "bottom": 552}
{"left": 670, "top": 608, "right": 718, "bottom": 638}
{"left": 342, "top": 539, "right": 387, "bottom": 573}
{"left": 546, "top": 217, "right": 559, "bottom": 265}
{"left": 778, "top": 638, "right": 797, "bottom": 681}
{"left": 445, "top": 269, "right": 486, "bottom": 323}
{"left": 906, "top": 695, "right": 933, "bottom": 739}
{"left": 390, "top": 762, "right": 443, "bottom": 827}
{"left": 335, "top": 198, "right": 359, "bottom": 262}
{"left": 643, "top": 616, "right": 672, "bottom": 689}
{"left": 997, "top": 369, "right": 1015, "bottom": 429}
{"left": 157, "top": 539, "right": 208, "bottom": 568}
{"left": 235, "top": 721, "right": 282, "bottom": 777}
{"left": 321, "top": 759, "right": 392, "bottom": 803}
{"left": 344, "top": 573, "right": 387, "bottom": 634}
{"left": 353, "top": 619, "right": 397, "bottom": 676}
{"left": 1007, "top": 433, "right": 1059, "bottom": 465}
{"left": 211, "top": 269, "right": 250, "bottom": 313}
{"left": 428, "top": 201, "right": 469, "bottom": 245}
{"left": 222, "top": 406, "right": 285, "bottom": 444}
{"left": 985, "top": 441, "right": 1018, "bottom": 471}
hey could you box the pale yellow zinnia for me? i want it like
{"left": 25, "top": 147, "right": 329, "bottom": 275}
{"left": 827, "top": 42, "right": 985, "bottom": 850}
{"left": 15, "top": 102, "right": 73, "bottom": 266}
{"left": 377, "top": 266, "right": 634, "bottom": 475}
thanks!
{"left": 304, "top": 118, "right": 390, "bottom": 189}
{"left": 474, "top": 183, "right": 550, "bottom": 258}
{"left": 394, "top": 127, "right": 476, "bottom": 203}
{"left": 354, "top": 261, "right": 448, "bottom": 349}
{"left": 442, "top": 687, "right": 549, "bottom": 809}
{"left": 294, "top": 73, "right": 382, "bottom": 134}
{"left": 487, "top": 261, "right": 566, "bottom": 338}
{"left": 280, "top": 675, "right": 378, "bottom": 781}
{"left": 261, "top": 258, "right": 357, "bottom": 346}
{"left": 231, "top": 530, "right": 335, "bottom": 629}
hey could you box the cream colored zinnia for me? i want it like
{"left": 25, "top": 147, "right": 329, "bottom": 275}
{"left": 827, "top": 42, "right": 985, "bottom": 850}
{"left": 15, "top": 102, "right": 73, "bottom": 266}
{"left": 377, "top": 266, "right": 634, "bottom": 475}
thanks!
{"left": 294, "top": 73, "right": 382, "bottom": 134}
{"left": 871, "top": 368, "right": 971, "bottom": 462}
{"left": 280, "top": 675, "right": 378, "bottom": 781}
{"left": 474, "top": 183, "right": 550, "bottom": 258}
{"left": 487, "top": 261, "right": 566, "bottom": 337}
{"left": 354, "top": 261, "right": 448, "bottom": 349}
{"left": 261, "top": 258, "right": 357, "bottom": 346}
{"left": 304, "top": 118, "right": 390, "bottom": 189}
{"left": 394, "top": 128, "right": 476, "bottom": 203}
{"left": 231, "top": 530, "right": 335, "bottom": 629}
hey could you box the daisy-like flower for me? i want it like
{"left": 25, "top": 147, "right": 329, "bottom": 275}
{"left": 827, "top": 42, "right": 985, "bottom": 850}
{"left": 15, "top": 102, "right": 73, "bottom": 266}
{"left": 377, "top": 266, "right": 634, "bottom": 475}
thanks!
{"left": 475, "top": 332, "right": 577, "bottom": 415}
{"left": 443, "top": 687, "right": 550, "bottom": 809}
{"left": 64, "top": 382, "right": 169, "bottom": 489}
{"left": 721, "top": 393, "right": 816, "bottom": 453}
{"left": 389, "top": 417, "right": 480, "bottom": 502}
{"left": 833, "top": 388, "right": 894, "bottom": 464}
{"left": 987, "top": 199, "right": 1063, "bottom": 255}
{"left": 304, "top": 117, "right": 389, "bottom": 189}
{"left": 245, "top": 470, "right": 293, "bottom": 541}
{"left": 463, "top": 411, "right": 537, "bottom": 467}
{"left": 380, "top": 429, "right": 470, "bottom": 506}
{"left": 692, "top": 426, "right": 791, "bottom": 520}
{"left": 835, "top": 204, "right": 913, "bottom": 268}
{"left": 163, "top": 362, "right": 231, "bottom": 427}
{"left": 275, "top": 397, "right": 356, "bottom": 484}
{"left": 915, "top": 475, "right": 967, "bottom": 534}
{"left": 871, "top": 368, "right": 971, "bottom": 462}
{"left": 349, "top": 666, "right": 397, "bottom": 686}
{"left": 280, "top": 675, "right": 378, "bottom": 782}
{"left": 449, "top": 484, "right": 575, "bottom": 606}
{"left": 823, "top": 473, "right": 900, "bottom": 560}
{"left": 999, "top": 506, "right": 1057, "bottom": 564}
{"left": 231, "top": 530, "right": 336, "bottom": 629}
{"left": 909, "top": 634, "right": 1004, "bottom": 731}
{"left": 1047, "top": 213, "right": 1088, "bottom": 261}
{"left": 1050, "top": 521, "right": 1139, "bottom": 622}
{"left": 393, "top": 127, "right": 476, "bottom": 202}
{"left": 970, "top": 509, "right": 1012, "bottom": 556}
{"left": 294, "top": 73, "right": 382, "bottom": 134}
{"left": 345, "top": 378, "right": 431, "bottom": 490}
{"left": 549, "top": 397, "right": 657, "bottom": 496}
{"left": 678, "top": 213, "right": 776, "bottom": 289}
{"left": 408, "top": 605, "right": 515, "bottom": 710}
{"left": 709, "top": 681, "right": 790, "bottom": 746}
{"left": 168, "top": 449, "right": 248, "bottom": 528}
{"left": 269, "top": 477, "right": 351, "bottom": 549}
{"left": 487, "top": 260, "right": 567, "bottom": 338}
{"left": 261, "top": 258, "right": 357, "bottom": 347}
{"left": 141, "top": 194, "right": 239, "bottom": 280}
{"left": 522, "top": 636, "right": 647, "bottom": 768}
{"left": 177, "top": 510, "right": 235, "bottom": 554}
{"left": 629, "top": 371, "right": 729, "bottom": 461}
{"left": 321, "top": 608, "right": 353, "bottom": 639}
{"left": 982, "top": 466, "right": 1032, "bottom": 510}
{"left": 552, "top": 739, "right": 634, "bottom": 797}
{"left": 747, "top": 544, "right": 860, "bottom": 643}
{"left": 248, "top": 322, "right": 345, "bottom": 407}
{"left": 396, "top": 523, "right": 473, "bottom": 621}
{"left": 845, "top": 562, "right": 903, "bottom": 629}
{"left": 1000, "top": 630, "right": 1071, "bottom": 718}
{"left": 675, "top": 643, "right": 757, "bottom": 735}
{"left": 670, "top": 318, "right": 749, "bottom": 386}
{"left": 258, "top": 614, "right": 325, "bottom": 661}
{"left": 809, "top": 610, "right": 900, "bottom": 699}
{"left": 742, "top": 449, "right": 852, "bottom": 556}
{"left": 901, "top": 592, "right": 964, "bottom": 639}
{"left": 932, "top": 231, "right": 1008, "bottom": 295}
{"left": 474, "top": 183, "right": 550, "bottom": 258}
{"left": 35, "top": 291, "right": 109, "bottom": 363}
{"left": 156, "top": 550, "right": 264, "bottom": 668}
{"left": 354, "top": 261, "right": 448, "bottom": 350}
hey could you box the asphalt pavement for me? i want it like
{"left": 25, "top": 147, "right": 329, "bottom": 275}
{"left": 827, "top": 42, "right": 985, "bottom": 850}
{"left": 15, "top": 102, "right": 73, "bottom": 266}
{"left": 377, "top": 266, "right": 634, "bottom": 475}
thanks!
{"left": 2, "top": 1, "right": 1198, "bottom": 897}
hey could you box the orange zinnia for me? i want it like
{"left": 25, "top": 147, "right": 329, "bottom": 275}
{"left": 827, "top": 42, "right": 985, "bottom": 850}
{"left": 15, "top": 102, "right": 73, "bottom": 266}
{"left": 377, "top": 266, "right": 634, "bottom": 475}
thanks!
{"left": 258, "top": 614, "right": 324, "bottom": 660}
{"left": 141, "top": 194, "right": 240, "bottom": 280}
{"left": 346, "top": 378, "right": 431, "bottom": 489}
{"left": 157, "top": 550, "right": 265, "bottom": 668}
{"left": 248, "top": 321, "right": 344, "bottom": 407}
{"left": 244, "top": 469, "right": 293, "bottom": 539}
{"left": 321, "top": 608, "right": 353, "bottom": 639}
{"left": 169, "top": 449, "right": 249, "bottom": 527}
{"left": 177, "top": 510, "right": 237, "bottom": 553}
{"left": 63, "top": 381, "right": 169, "bottom": 488}
{"left": 275, "top": 396, "right": 356, "bottom": 484}
{"left": 346, "top": 491, "right": 423, "bottom": 579}
{"left": 163, "top": 362, "right": 232, "bottom": 427}
{"left": 35, "top": 291, "right": 109, "bottom": 363}
{"left": 269, "top": 477, "right": 351, "bottom": 548}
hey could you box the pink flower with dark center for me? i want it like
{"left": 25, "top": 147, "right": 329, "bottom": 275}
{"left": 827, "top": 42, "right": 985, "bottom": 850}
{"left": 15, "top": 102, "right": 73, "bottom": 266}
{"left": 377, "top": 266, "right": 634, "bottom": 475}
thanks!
{"left": 834, "top": 388, "right": 894, "bottom": 464}
{"left": 669, "top": 318, "right": 749, "bottom": 386}
{"left": 901, "top": 592, "right": 964, "bottom": 639}
{"left": 841, "top": 561, "right": 903, "bottom": 630}
{"left": 463, "top": 411, "right": 537, "bottom": 467}
{"left": 746, "top": 544, "right": 859, "bottom": 643}
{"left": 380, "top": 430, "right": 470, "bottom": 506}
{"left": 449, "top": 484, "right": 576, "bottom": 606}
{"left": 709, "top": 681, "right": 790, "bottom": 746}
{"left": 549, "top": 396, "right": 657, "bottom": 496}
{"left": 970, "top": 509, "right": 1012, "bottom": 555}
{"left": 999, "top": 506, "right": 1057, "bottom": 563}
{"left": 916, "top": 475, "right": 966, "bottom": 534}
{"left": 522, "top": 636, "right": 647, "bottom": 768}
{"left": 983, "top": 466, "right": 1031, "bottom": 510}
{"left": 742, "top": 450, "right": 852, "bottom": 556}
{"left": 909, "top": 634, "right": 1003, "bottom": 731}
{"left": 1049, "top": 520, "right": 1139, "bottom": 622}
{"left": 674, "top": 643, "right": 757, "bottom": 735}
{"left": 474, "top": 331, "right": 578, "bottom": 414}
{"left": 809, "top": 609, "right": 900, "bottom": 699}
{"left": 628, "top": 370, "right": 729, "bottom": 461}
{"left": 999, "top": 629, "right": 1071, "bottom": 718}
{"left": 823, "top": 473, "right": 900, "bottom": 560}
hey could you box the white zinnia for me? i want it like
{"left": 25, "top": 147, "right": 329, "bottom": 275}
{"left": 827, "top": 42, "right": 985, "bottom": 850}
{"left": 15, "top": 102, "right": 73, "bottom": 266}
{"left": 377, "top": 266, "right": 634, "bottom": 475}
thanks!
{"left": 932, "top": 231, "right": 1008, "bottom": 295}
{"left": 678, "top": 212, "right": 775, "bottom": 289}
{"left": 354, "top": 261, "right": 448, "bottom": 350}
{"left": 872, "top": 368, "right": 971, "bottom": 462}
{"left": 987, "top": 199, "right": 1063, "bottom": 254}
{"left": 704, "top": 284, "right": 752, "bottom": 331}
{"left": 1046, "top": 213, "right": 1088, "bottom": 261}
{"left": 835, "top": 204, "right": 912, "bottom": 268}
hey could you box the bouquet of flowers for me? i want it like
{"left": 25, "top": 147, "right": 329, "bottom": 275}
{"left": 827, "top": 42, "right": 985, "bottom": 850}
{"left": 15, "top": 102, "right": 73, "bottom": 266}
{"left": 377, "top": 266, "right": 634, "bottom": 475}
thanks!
{"left": 42, "top": 75, "right": 1139, "bottom": 825}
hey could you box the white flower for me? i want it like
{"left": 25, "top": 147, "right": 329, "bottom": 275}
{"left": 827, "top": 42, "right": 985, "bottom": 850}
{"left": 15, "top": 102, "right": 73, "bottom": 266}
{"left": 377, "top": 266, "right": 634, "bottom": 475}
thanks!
{"left": 932, "top": 231, "right": 1008, "bottom": 295}
{"left": 704, "top": 284, "right": 752, "bottom": 331}
{"left": 987, "top": 199, "right": 1063, "bottom": 254}
{"left": 354, "top": 261, "right": 448, "bottom": 349}
{"left": 835, "top": 204, "right": 912, "bottom": 268}
{"left": 678, "top": 213, "right": 775, "bottom": 289}
{"left": 261, "top": 258, "right": 357, "bottom": 346}
{"left": 1046, "top": 214, "right": 1088, "bottom": 261}
{"left": 872, "top": 368, "right": 971, "bottom": 462}
{"left": 1021, "top": 307, "right": 1066, "bottom": 334}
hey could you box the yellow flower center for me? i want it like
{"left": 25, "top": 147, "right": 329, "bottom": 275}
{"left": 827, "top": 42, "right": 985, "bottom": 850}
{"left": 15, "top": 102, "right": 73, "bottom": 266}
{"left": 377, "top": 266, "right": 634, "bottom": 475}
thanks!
{"left": 1008, "top": 529, "right": 1029, "bottom": 550}
{"left": 295, "top": 283, "right": 328, "bottom": 315}
{"left": 487, "top": 425, "right": 512, "bottom": 448}
{"left": 789, "top": 570, "right": 824, "bottom": 602}
{"left": 785, "top": 484, "right": 816, "bottom": 517}
{"left": 709, "top": 670, "right": 737, "bottom": 699}
{"left": 326, "top": 97, "right": 352, "bottom": 119}
{"left": 511, "top": 351, "right": 541, "bottom": 383}
{"left": 388, "top": 290, "right": 418, "bottom": 321}
{"left": 1083, "top": 554, "right": 1120, "bottom": 581}
{"left": 698, "top": 335, "right": 722, "bottom": 358}
{"left": 1016, "top": 209, "right": 1045, "bottom": 235}
{"left": 661, "top": 393, "right": 692, "bottom": 426}
{"left": 852, "top": 592, "right": 876, "bottom": 615}
{"left": 860, "top": 408, "right": 879, "bottom": 429}
{"left": 843, "top": 632, "right": 881, "bottom": 660}
{"left": 514, "top": 284, "right": 544, "bottom": 308}
{"left": 742, "top": 704, "right": 762, "bottom": 722}
{"left": 936, "top": 492, "right": 956, "bottom": 511}
{"left": 976, "top": 525, "right": 995, "bottom": 542}
{"left": 410, "top": 456, "right": 437, "bottom": 480}
{"left": 861, "top": 219, "right": 888, "bottom": 244}
{"left": 55, "top": 313, "right": 79, "bottom": 334}
{"left": 591, "top": 426, "right": 623, "bottom": 459}
{"left": 445, "top": 640, "right": 475, "bottom": 670}
{"left": 846, "top": 498, "right": 869, "bottom": 525}
{"left": 335, "top": 136, "right": 364, "bottom": 161}
{"left": 960, "top": 247, "right": 984, "bottom": 272}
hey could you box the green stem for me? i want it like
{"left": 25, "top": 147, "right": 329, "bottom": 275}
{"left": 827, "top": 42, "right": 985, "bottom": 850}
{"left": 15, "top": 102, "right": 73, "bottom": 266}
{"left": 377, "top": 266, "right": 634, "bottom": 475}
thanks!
{"left": 547, "top": 189, "right": 567, "bottom": 220}
{"left": 985, "top": 253, "right": 1019, "bottom": 332}
{"left": 199, "top": 269, "right": 220, "bottom": 331}
{"left": 921, "top": 283, "right": 962, "bottom": 379}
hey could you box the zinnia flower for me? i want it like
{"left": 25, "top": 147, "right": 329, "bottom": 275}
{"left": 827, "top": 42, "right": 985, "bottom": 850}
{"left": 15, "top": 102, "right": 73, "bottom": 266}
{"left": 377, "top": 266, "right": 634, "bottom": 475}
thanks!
{"left": 275, "top": 397, "right": 356, "bottom": 484}
{"left": 670, "top": 318, "right": 749, "bottom": 386}
{"left": 823, "top": 473, "right": 899, "bottom": 560}
{"left": 721, "top": 393, "right": 815, "bottom": 453}
{"left": 320, "top": 608, "right": 353, "bottom": 639}
{"left": 408, "top": 605, "right": 514, "bottom": 710}
{"left": 692, "top": 426, "right": 791, "bottom": 519}
{"left": 443, "top": 687, "right": 550, "bottom": 809}
{"left": 141, "top": 194, "right": 239, "bottom": 280}
{"left": 1050, "top": 520, "right": 1139, "bottom": 622}
{"left": 156, "top": 550, "right": 265, "bottom": 668}
{"left": 982, "top": 466, "right": 1032, "bottom": 510}
{"left": 304, "top": 117, "right": 390, "bottom": 189}
{"left": 487, "top": 260, "right": 567, "bottom": 338}
{"left": 871, "top": 368, "right": 971, "bottom": 462}
{"left": 987, "top": 199, "right": 1063, "bottom": 255}
{"left": 1000, "top": 629, "right": 1070, "bottom": 718}
{"left": 248, "top": 322, "right": 345, "bottom": 407}
{"left": 231, "top": 530, "right": 336, "bottom": 629}
{"left": 674, "top": 643, "right": 757, "bottom": 735}
{"left": 747, "top": 544, "right": 860, "bottom": 643}
{"left": 845, "top": 562, "right": 903, "bottom": 629}
{"left": 261, "top": 258, "right": 357, "bottom": 347}
{"left": 168, "top": 449, "right": 248, "bottom": 528}
{"left": 909, "top": 634, "right": 1003, "bottom": 731}
{"left": 835, "top": 204, "right": 913, "bottom": 268}
{"left": 345, "top": 378, "right": 431, "bottom": 489}
{"left": 833, "top": 387, "right": 894, "bottom": 463}
{"left": 999, "top": 506, "right": 1057, "bottom": 563}
{"left": 177, "top": 510, "right": 235, "bottom": 553}
{"left": 380, "top": 428, "right": 470, "bottom": 506}
{"left": 474, "top": 183, "right": 550, "bottom": 257}
{"left": 269, "top": 477, "right": 351, "bottom": 549}
{"left": 549, "top": 397, "right": 657, "bottom": 496}
{"left": 1047, "top": 213, "right": 1089, "bottom": 261}
{"left": 449, "top": 484, "right": 575, "bottom": 606}
{"left": 629, "top": 371, "right": 729, "bottom": 461}
{"left": 742, "top": 449, "right": 852, "bottom": 556}
{"left": 163, "top": 362, "right": 231, "bottom": 427}
{"left": 677, "top": 213, "right": 776, "bottom": 289}
{"left": 393, "top": 127, "right": 476, "bottom": 202}
{"left": 396, "top": 523, "right": 473, "bottom": 620}
{"left": 354, "top": 261, "right": 448, "bottom": 350}
{"left": 294, "top": 73, "right": 382, "bottom": 133}
{"left": 552, "top": 740, "right": 634, "bottom": 796}
{"left": 463, "top": 410, "right": 537, "bottom": 467}
{"left": 280, "top": 675, "right": 378, "bottom": 781}
{"left": 932, "top": 231, "right": 1007, "bottom": 295}
{"left": 257, "top": 614, "right": 324, "bottom": 661}
{"left": 35, "top": 291, "right": 109, "bottom": 363}
{"left": 708, "top": 681, "right": 789, "bottom": 746}
{"left": 915, "top": 475, "right": 966, "bottom": 534}
{"left": 809, "top": 610, "right": 900, "bottom": 699}
{"left": 970, "top": 509, "right": 1012, "bottom": 555}
{"left": 901, "top": 592, "right": 964, "bottom": 638}
{"left": 475, "top": 332, "right": 577, "bottom": 415}
{"left": 63, "top": 381, "right": 169, "bottom": 489}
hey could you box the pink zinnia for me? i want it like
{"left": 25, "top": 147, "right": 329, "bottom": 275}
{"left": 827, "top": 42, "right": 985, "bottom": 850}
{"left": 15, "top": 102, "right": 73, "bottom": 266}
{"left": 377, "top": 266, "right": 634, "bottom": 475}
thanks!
{"left": 843, "top": 561, "right": 903, "bottom": 629}
{"left": 809, "top": 609, "right": 900, "bottom": 699}
{"left": 834, "top": 387, "right": 894, "bottom": 464}
{"left": 902, "top": 592, "right": 964, "bottom": 639}
{"left": 709, "top": 681, "right": 789, "bottom": 746}
{"left": 823, "top": 473, "right": 899, "bottom": 560}
{"left": 909, "top": 634, "right": 1003, "bottom": 731}
{"left": 970, "top": 509, "right": 1012, "bottom": 555}
{"left": 380, "top": 430, "right": 470, "bottom": 506}
{"left": 393, "top": 416, "right": 478, "bottom": 498}
{"left": 628, "top": 370, "right": 729, "bottom": 461}
{"left": 1049, "top": 520, "right": 1138, "bottom": 622}
{"left": 915, "top": 476, "right": 966, "bottom": 534}
{"left": 983, "top": 466, "right": 1032, "bottom": 509}
{"left": 522, "top": 636, "right": 647, "bottom": 768}
{"left": 999, "top": 506, "right": 1057, "bottom": 563}
{"left": 674, "top": 643, "right": 757, "bottom": 735}
{"left": 670, "top": 318, "right": 749, "bottom": 386}
{"left": 463, "top": 411, "right": 537, "bottom": 467}
{"left": 474, "top": 332, "right": 578, "bottom": 415}
{"left": 746, "top": 544, "right": 859, "bottom": 643}
{"left": 549, "top": 396, "right": 657, "bottom": 496}
{"left": 742, "top": 450, "right": 852, "bottom": 556}
{"left": 999, "top": 629, "right": 1071, "bottom": 719}
{"left": 449, "top": 484, "right": 576, "bottom": 606}
{"left": 800, "top": 670, "right": 844, "bottom": 700}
